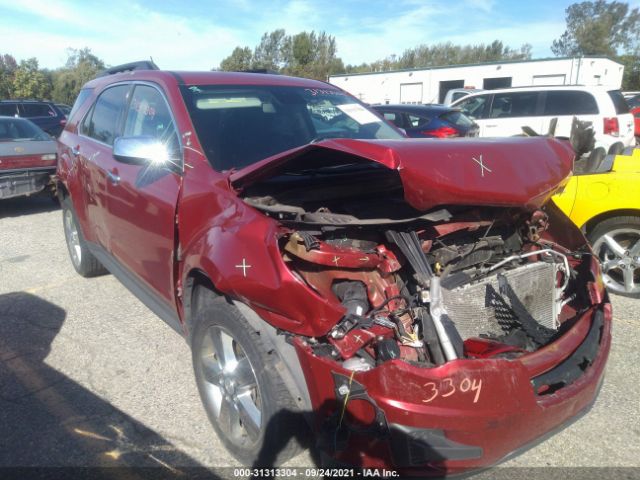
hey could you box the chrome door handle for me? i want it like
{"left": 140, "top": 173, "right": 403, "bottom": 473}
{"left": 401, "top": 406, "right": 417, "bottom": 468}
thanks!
{"left": 106, "top": 170, "right": 120, "bottom": 185}
{"left": 71, "top": 146, "right": 80, "bottom": 156}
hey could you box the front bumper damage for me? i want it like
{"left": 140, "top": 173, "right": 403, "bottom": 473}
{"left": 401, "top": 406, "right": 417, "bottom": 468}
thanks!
{"left": 294, "top": 303, "right": 611, "bottom": 474}
{"left": 0, "top": 168, "right": 55, "bottom": 199}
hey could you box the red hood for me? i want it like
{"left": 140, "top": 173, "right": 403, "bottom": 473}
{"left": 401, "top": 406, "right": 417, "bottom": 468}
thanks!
{"left": 230, "top": 137, "right": 575, "bottom": 211}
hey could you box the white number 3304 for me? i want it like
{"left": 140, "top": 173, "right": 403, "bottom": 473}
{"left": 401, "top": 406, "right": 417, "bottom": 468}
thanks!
{"left": 422, "top": 377, "right": 483, "bottom": 404}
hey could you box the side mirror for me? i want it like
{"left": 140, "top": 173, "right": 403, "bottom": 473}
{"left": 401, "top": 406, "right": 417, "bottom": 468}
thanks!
{"left": 113, "top": 136, "right": 181, "bottom": 171}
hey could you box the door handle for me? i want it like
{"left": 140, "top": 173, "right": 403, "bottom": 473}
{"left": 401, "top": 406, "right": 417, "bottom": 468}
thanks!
{"left": 485, "top": 124, "right": 498, "bottom": 128}
{"left": 106, "top": 170, "right": 120, "bottom": 186}
{"left": 71, "top": 145, "right": 80, "bottom": 156}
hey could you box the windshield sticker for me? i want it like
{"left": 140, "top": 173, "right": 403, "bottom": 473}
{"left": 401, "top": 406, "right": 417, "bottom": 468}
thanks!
{"left": 337, "top": 103, "right": 381, "bottom": 125}
{"left": 307, "top": 104, "right": 342, "bottom": 121}
{"left": 304, "top": 88, "right": 342, "bottom": 96}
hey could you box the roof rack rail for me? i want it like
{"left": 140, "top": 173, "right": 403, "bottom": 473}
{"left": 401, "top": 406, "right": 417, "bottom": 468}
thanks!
{"left": 96, "top": 60, "right": 159, "bottom": 78}
{"left": 236, "top": 68, "right": 280, "bottom": 75}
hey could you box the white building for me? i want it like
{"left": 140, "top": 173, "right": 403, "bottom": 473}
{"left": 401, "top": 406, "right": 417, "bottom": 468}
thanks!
{"left": 328, "top": 57, "right": 624, "bottom": 105}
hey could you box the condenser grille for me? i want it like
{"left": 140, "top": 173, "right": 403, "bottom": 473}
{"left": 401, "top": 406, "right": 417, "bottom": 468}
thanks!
{"left": 441, "top": 262, "right": 557, "bottom": 340}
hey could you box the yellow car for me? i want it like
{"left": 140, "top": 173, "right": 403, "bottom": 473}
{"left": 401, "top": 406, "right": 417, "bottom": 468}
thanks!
{"left": 553, "top": 146, "right": 640, "bottom": 298}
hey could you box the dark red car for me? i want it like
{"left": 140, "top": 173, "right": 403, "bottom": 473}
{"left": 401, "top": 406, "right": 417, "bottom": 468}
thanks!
{"left": 0, "top": 116, "right": 57, "bottom": 199}
{"left": 56, "top": 63, "right": 611, "bottom": 475}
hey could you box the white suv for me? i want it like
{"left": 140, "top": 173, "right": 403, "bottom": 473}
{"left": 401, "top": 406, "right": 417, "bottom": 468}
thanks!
{"left": 451, "top": 86, "right": 635, "bottom": 151}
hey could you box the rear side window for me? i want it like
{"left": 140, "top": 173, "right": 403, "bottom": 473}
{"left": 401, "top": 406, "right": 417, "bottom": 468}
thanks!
{"left": 456, "top": 95, "right": 489, "bottom": 119}
{"left": 0, "top": 103, "right": 18, "bottom": 116}
{"left": 544, "top": 91, "right": 598, "bottom": 115}
{"left": 407, "top": 114, "right": 430, "bottom": 128}
{"left": 21, "top": 103, "right": 56, "bottom": 117}
{"left": 84, "top": 85, "right": 130, "bottom": 146}
{"left": 440, "top": 110, "right": 474, "bottom": 128}
{"left": 381, "top": 111, "right": 404, "bottom": 128}
{"left": 68, "top": 88, "right": 93, "bottom": 123}
{"left": 490, "top": 92, "right": 539, "bottom": 118}
{"left": 608, "top": 90, "right": 630, "bottom": 114}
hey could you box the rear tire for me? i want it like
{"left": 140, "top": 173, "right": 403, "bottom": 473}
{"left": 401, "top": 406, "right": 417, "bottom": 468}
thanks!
{"left": 191, "top": 292, "right": 303, "bottom": 466}
{"left": 61, "top": 197, "right": 107, "bottom": 277}
{"left": 588, "top": 216, "right": 640, "bottom": 298}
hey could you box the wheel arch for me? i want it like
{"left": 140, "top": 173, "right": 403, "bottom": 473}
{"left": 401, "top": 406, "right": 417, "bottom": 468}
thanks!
{"left": 183, "top": 267, "right": 312, "bottom": 412}
{"left": 582, "top": 208, "right": 640, "bottom": 235}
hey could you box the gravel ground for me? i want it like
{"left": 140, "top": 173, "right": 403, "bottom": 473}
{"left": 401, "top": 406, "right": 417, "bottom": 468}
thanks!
{"left": 0, "top": 195, "right": 639, "bottom": 479}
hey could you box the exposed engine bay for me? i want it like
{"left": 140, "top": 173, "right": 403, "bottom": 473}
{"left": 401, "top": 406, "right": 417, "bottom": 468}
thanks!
{"left": 240, "top": 158, "right": 594, "bottom": 371}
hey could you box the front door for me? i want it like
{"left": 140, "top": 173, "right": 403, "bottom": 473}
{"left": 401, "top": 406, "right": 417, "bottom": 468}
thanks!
{"left": 102, "top": 83, "right": 182, "bottom": 306}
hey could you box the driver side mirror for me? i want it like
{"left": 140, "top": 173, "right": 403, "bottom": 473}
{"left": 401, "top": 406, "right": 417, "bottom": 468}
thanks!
{"left": 113, "top": 136, "right": 182, "bottom": 173}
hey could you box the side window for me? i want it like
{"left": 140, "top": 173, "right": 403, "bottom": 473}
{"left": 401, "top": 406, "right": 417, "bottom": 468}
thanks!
{"left": 544, "top": 91, "right": 599, "bottom": 115}
{"left": 21, "top": 103, "right": 56, "bottom": 117}
{"left": 68, "top": 88, "right": 93, "bottom": 123}
{"left": 407, "top": 114, "right": 429, "bottom": 128}
{"left": 452, "top": 92, "right": 467, "bottom": 102}
{"left": 490, "top": 92, "right": 539, "bottom": 118}
{"left": 382, "top": 111, "right": 403, "bottom": 128}
{"left": 0, "top": 103, "right": 18, "bottom": 116}
{"left": 85, "top": 85, "right": 129, "bottom": 145}
{"left": 123, "top": 85, "right": 179, "bottom": 157}
{"left": 457, "top": 95, "right": 488, "bottom": 119}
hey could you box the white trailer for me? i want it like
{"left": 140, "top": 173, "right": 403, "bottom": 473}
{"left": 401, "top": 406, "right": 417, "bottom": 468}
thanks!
{"left": 329, "top": 57, "right": 624, "bottom": 105}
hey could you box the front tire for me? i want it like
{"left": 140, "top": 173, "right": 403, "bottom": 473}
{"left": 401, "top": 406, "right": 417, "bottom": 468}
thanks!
{"left": 588, "top": 216, "right": 640, "bottom": 298}
{"left": 61, "top": 197, "right": 107, "bottom": 277}
{"left": 191, "top": 292, "right": 303, "bottom": 466}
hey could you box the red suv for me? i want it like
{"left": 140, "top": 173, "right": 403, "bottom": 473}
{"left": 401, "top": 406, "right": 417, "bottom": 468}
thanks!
{"left": 56, "top": 62, "right": 611, "bottom": 474}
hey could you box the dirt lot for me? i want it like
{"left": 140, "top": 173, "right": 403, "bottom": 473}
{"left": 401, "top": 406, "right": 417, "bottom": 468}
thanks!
{"left": 1, "top": 195, "right": 639, "bottom": 478}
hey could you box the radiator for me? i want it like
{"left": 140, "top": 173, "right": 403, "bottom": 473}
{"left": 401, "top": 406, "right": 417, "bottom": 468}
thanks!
{"left": 440, "top": 261, "right": 558, "bottom": 340}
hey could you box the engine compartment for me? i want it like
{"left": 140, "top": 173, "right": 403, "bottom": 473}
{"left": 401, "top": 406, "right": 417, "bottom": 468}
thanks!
{"left": 238, "top": 149, "right": 595, "bottom": 372}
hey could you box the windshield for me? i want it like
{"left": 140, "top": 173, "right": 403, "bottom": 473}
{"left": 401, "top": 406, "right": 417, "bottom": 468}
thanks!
{"left": 0, "top": 118, "right": 50, "bottom": 142}
{"left": 181, "top": 84, "right": 402, "bottom": 171}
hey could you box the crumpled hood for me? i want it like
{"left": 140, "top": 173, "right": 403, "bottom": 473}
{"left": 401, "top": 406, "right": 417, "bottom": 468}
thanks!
{"left": 230, "top": 137, "right": 575, "bottom": 211}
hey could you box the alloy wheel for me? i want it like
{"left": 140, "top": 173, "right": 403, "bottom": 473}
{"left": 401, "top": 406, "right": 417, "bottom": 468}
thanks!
{"left": 64, "top": 209, "right": 82, "bottom": 267}
{"left": 592, "top": 228, "right": 640, "bottom": 296}
{"left": 198, "top": 326, "right": 262, "bottom": 446}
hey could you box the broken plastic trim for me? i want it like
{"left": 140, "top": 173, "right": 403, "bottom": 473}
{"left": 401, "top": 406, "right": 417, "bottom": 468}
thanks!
{"left": 244, "top": 196, "right": 452, "bottom": 226}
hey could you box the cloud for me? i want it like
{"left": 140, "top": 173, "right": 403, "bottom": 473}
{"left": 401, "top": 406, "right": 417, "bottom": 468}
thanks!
{"left": 0, "top": 0, "right": 246, "bottom": 70}
{"left": 0, "top": 0, "right": 573, "bottom": 70}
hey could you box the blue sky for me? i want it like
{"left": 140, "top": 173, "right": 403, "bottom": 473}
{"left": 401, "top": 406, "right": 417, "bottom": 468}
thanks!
{"left": 0, "top": 0, "right": 638, "bottom": 70}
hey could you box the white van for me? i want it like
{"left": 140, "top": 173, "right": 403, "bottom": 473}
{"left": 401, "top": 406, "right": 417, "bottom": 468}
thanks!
{"left": 451, "top": 86, "right": 635, "bottom": 151}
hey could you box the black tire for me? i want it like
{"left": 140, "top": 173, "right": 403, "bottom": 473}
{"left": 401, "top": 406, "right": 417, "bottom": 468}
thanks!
{"left": 61, "top": 197, "right": 108, "bottom": 277}
{"left": 191, "top": 292, "right": 303, "bottom": 466}
{"left": 588, "top": 216, "right": 640, "bottom": 298}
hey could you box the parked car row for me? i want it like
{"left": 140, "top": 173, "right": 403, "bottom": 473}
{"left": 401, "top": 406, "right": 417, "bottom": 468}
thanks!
{"left": 0, "top": 99, "right": 68, "bottom": 137}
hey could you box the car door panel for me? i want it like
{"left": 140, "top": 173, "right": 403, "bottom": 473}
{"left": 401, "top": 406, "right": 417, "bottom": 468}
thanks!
{"left": 103, "top": 83, "right": 182, "bottom": 307}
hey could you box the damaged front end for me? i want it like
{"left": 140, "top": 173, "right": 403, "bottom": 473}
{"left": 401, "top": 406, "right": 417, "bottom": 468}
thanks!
{"left": 232, "top": 137, "right": 611, "bottom": 473}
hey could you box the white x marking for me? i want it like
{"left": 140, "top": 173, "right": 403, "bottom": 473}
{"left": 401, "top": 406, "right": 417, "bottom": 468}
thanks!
{"left": 472, "top": 154, "right": 492, "bottom": 177}
{"left": 235, "top": 258, "right": 252, "bottom": 277}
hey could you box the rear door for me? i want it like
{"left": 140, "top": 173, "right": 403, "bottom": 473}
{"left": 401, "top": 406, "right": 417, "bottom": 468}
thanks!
{"left": 19, "top": 102, "right": 61, "bottom": 136}
{"left": 75, "top": 84, "right": 131, "bottom": 249}
{"left": 483, "top": 91, "right": 543, "bottom": 137}
{"left": 103, "top": 82, "right": 182, "bottom": 307}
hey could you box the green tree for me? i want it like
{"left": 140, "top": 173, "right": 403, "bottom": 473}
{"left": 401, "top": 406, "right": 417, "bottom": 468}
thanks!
{"left": 0, "top": 53, "right": 18, "bottom": 98}
{"left": 344, "top": 41, "right": 531, "bottom": 73}
{"left": 12, "top": 58, "right": 51, "bottom": 99}
{"left": 253, "top": 29, "right": 286, "bottom": 70}
{"left": 51, "top": 47, "right": 105, "bottom": 105}
{"left": 219, "top": 46, "right": 254, "bottom": 71}
{"left": 218, "top": 29, "right": 344, "bottom": 80}
{"left": 551, "top": 0, "right": 640, "bottom": 56}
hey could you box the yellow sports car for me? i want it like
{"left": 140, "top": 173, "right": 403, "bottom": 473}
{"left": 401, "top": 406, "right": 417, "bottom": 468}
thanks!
{"left": 553, "top": 146, "right": 640, "bottom": 298}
